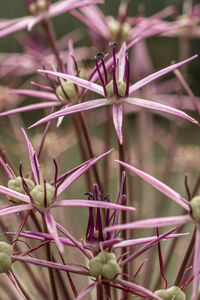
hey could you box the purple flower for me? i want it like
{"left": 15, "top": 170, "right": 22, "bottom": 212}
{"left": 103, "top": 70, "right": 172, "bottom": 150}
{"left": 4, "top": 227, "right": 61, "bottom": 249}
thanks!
{"left": 0, "top": 129, "right": 136, "bottom": 253}
{"left": 105, "top": 160, "right": 200, "bottom": 300}
{"left": 0, "top": 0, "right": 103, "bottom": 39}
{"left": 29, "top": 43, "right": 198, "bottom": 144}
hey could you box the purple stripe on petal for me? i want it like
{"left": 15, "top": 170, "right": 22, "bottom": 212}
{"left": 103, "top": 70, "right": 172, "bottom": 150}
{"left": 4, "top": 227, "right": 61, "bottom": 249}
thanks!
{"left": 12, "top": 256, "right": 89, "bottom": 276}
{"left": 126, "top": 97, "right": 199, "bottom": 126}
{"left": 105, "top": 215, "right": 192, "bottom": 232}
{"left": 53, "top": 199, "right": 135, "bottom": 211}
{"left": 29, "top": 98, "right": 108, "bottom": 128}
{"left": 10, "top": 89, "right": 58, "bottom": 101}
{"left": 0, "top": 102, "right": 61, "bottom": 117}
{"left": 21, "top": 128, "right": 40, "bottom": 185}
{"left": 38, "top": 70, "right": 104, "bottom": 96}
{"left": 0, "top": 204, "right": 32, "bottom": 216}
{"left": 0, "top": 185, "right": 30, "bottom": 203}
{"left": 115, "top": 279, "right": 162, "bottom": 300}
{"left": 76, "top": 281, "right": 99, "bottom": 300}
{"left": 129, "top": 55, "right": 198, "bottom": 94}
{"left": 44, "top": 212, "right": 64, "bottom": 253}
{"left": 118, "top": 42, "right": 126, "bottom": 81}
{"left": 112, "top": 104, "right": 123, "bottom": 144}
{"left": 115, "top": 160, "right": 191, "bottom": 211}
{"left": 114, "top": 233, "right": 189, "bottom": 248}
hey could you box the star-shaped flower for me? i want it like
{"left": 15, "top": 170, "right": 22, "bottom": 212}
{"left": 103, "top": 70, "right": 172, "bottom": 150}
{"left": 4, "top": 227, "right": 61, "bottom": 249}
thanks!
{"left": 29, "top": 43, "right": 199, "bottom": 144}
{"left": 106, "top": 160, "right": 200, "bottom": 300}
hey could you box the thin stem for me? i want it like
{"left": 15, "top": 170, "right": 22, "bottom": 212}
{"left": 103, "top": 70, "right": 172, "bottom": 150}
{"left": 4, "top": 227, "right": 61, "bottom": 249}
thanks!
{"left": 41, "top": 18, "right": 62, "bottom": 70}
{"left": 42, "top": 216, "right": 59, "bottom": 300}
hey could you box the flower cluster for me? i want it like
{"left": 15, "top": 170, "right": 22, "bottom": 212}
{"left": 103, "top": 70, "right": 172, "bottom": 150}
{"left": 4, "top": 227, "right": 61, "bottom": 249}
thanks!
{"left": 0, "top": 0, "right": 200, "bottom": 299}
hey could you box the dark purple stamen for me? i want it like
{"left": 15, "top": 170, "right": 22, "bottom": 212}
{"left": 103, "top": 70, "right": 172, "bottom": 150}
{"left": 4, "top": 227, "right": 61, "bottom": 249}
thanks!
{"left": 95, "top": 57, "right": 107, "bottom": 97}
{"left": 184, "top": 175, "right": 191, "bottom": 202}
{"left": 109, "top": 42, "right": 117, "bottom": 73}
{"left": 60, "top": 57, "right": 66, "bottom": 73}
{"left": 31, "top": 81, "right": 54, "bottom": 92}
{"left": 36, "top": 112, "right": 53, "bottom": 160}
{"left": 93, "top": 184, "right": 104, "bottom": 241}
{"left": 112, "top": 66, "right": 119, "bottom": 97}
{"left": 42, "top": 65, "right": 57, "bottom": 90}
{"left": 97, "top": 52, "right": 108, "bottom": 85}
{"left": 58, "top": 77, "right": 70, "bottom": 101}
{"left": 125, "top": 55, "right": 130, "bottom": 97}
{"left": 33, "top": 154, "right": 40, "bottom": 184}
{"left": 19, "top": 163, "right": 33, "bottom": 202}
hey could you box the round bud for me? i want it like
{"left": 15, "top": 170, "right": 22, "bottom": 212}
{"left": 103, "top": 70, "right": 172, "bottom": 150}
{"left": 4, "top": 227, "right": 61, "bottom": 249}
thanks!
{"left": 106, "top": 80, "right": 126, "bottom": 98}
{"left": 0, "top": 242, "right": 13, "bottom": 255}
{"left": 8, "top": 177, "right": 35, "bottom": 203}
{"left": 56, "top": 81, "right": 77, "bottom": 103}
{"left": 108, "top": 17, "right": 131, "bottom": 40}
{"left": 190, "top": 196, "right": 200, "bottom": 221}
{"left": 0, "top": 253, "right": 12, "bottom": 273}
{"left": 29, "top": 3, "right": 37, "bottom": 14}
{"left": 89, "top": 251, "right": 120, "bottom": 280}
{"left": 154, "top": 286, "right": 185, "bottom": 300}
{"left": 30, "top": 183, "right": 55, "bottom": 207}
{"left": 37, "top": 0, "right": 47, "bottom": 10}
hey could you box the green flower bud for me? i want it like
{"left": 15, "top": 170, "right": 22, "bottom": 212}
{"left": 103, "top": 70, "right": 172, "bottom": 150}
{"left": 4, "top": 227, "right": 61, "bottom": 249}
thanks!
{"left": 37, "top": 0, "right": 47, "bottom": 10}
{"left": 89, "top": 252, "right": 120, "bottom": 280}
{"left": 106, "top": 80, "right": 126, "bottom": 98}
{"left": 154, "top": 286, "right": 185, "bottom": 300}
{"left": 30, "top": 183, "right": 55, "bottom": 207}
{"left": 56, "top": 81, "right": 77, "bottom": 103}
{"left": 108, "top": 17, "right": 131, "bottom": 40}
{"left": 29, "top": 3, "right": 37, "bottom": 14}
{"left": 0, "top": 253, "right": 12, "bottom": 273}
{"left": 8, "top": 176, "right": 35, "bottom": 203}
{"left": 0, "top": 242, "right": 13, "bottom": 255}
{"left": 190, "top": 196, "right": 200, "bottom": 221}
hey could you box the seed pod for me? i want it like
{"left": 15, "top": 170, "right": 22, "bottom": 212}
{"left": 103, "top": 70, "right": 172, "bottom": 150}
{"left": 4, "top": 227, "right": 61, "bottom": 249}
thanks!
{"left": 0, "top": 253, "right": 12, "bottom": 273}
{"left": 190, "top": 196, "right": 200, "bottom": 221}
{"left": 0, "top": 242, "right": 13, "bottom": 256}
{"left": 30, "top": 183, "right": 55, "bottom": 207}
{"left": 8, "top": 176, "right": 35, "bottom": 203}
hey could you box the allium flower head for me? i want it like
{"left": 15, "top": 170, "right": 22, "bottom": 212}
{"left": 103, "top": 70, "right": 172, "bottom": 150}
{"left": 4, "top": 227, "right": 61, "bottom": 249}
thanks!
{"left": 30, "top": 43, "right": 199, "bottom": 144}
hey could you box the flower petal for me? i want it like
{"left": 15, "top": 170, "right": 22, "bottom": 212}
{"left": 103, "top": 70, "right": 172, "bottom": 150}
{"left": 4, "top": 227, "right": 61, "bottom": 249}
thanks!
{"left": 38, "top": 69, "right": 104, "bottom": 96}
{"left": 0, "top": 204, "right": 32, "bottom": 216}
{"left": 10, "top": 89, "right": 58, "bottom": 101}
{"left": 114, "top": 233, "right": 189, "bottom": 248}
{"left": 115, "top": 160, "right": 191, "bottom": 211}
{"left": 0, "top": 102, "right": 61, "bottom": 117}
{"left": 129, "top": 55, "right": 198, "bottom": 94}
{"left": 126, "top": 97, "right": 199, "bottom": 126}
{"left": 106, "top": 215, "right": 192, "bottom": 232}
{"left": 21, "top": 128, "right": 40, "bottom": 185}
{"left": 44, "top": 212, "right": 64, "bottom": 253}
{"left": 112, "top": 104, "right": 123, "bottom": 144}
{"left": 118, "top": 42, "right": 126, "bottom": 81}
{"left": 192, "top": 224, "right": 200, "bottom": 300}
{"left": 0, "top": 17, "right": 31, "bottom": 39}
{"left": 0, "top": 185, "right": 30, "bottom": 203}
{"left": 53, "top": 199, "right": 135, "bottom": 211}
{"left": 29, "top": 98, "right": 108, "bottom": 128}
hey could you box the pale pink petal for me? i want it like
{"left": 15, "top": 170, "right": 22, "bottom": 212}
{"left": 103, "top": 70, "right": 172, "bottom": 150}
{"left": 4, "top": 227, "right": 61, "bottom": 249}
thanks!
{"left": 38, "top": 70, "right": 104, "bottom": 96}
{"left": 57, "top": 149, "right": 113, "bottom": 195}
{"left": 112, "top": 104, "right": 123, "bottom": 144}
{"left": 29, "top": 98, "right": 108, "bottom": 128}
{"left": 44, "top": 212, "right": 64, "bottom": 253}
{"left": 115, "top": 160, "right": 190, "bottom": 211}
{"left": 21, "top": 128, "right": 40, "bottom": 185}
{"left": 118, "top": 42, "right": 126, "bottom": 81}
{"left": 105, "top": 215, "right": 192, "bottom": 232}
{"left": 0, "top": 102, "right": 61, "bottom": 117}
{"left": 56, "top": 104, "right": 70, "bottom": 127}
{"left": 53, "top": 199, "right": 135, "bottom": 211}
{"left": 76, "top": 281, "right": 99, "bottom": 300}
{"left": 115, "top": 279, "right": 162, "bottom": 300}
{"left": 0, "top": 204, "right": 32, "bottom": 216}
{"left": 0, "top": 185, "right": 30, "bottom": 203}
{"left": 114, "top": 233, "right": 189, "bottom": 248}
{"left": 0, "top": 17, "right": 31, "bottom": 38}
{"left": 10, "top": 89, "right": 58, "bottom": 101}
{"left": 192, "top": 224, "right": 200, "bottom": 300}
{"left": 126, "top": 97, "right": 199, "bottom": 126}
{"left": 129, "top": 55, "right": 198, "bottom": 94}
{"left": 12, "top": 256, "right": 89, "bottom": 276}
